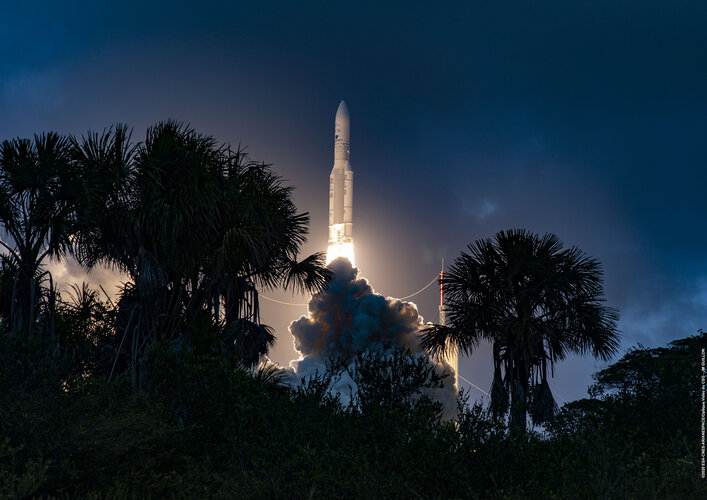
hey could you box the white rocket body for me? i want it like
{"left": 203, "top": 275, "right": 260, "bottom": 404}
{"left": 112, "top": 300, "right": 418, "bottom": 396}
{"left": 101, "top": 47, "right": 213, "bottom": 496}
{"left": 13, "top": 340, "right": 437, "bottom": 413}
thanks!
{"left": 327, "top": 101, "right": 354, "bottom": 265}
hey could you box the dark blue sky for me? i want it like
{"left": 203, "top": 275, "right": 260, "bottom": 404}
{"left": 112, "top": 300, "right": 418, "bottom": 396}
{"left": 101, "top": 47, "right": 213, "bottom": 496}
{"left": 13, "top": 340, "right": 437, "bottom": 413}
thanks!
{"left": 2, "top": 1, "right": 705, "bottom": 402}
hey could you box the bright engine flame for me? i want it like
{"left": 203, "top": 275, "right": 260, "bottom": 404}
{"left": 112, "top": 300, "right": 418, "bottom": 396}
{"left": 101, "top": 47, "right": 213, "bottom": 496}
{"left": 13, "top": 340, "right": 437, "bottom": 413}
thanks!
{"left": 326, "top": 242, "right": 355, "bottom": 267}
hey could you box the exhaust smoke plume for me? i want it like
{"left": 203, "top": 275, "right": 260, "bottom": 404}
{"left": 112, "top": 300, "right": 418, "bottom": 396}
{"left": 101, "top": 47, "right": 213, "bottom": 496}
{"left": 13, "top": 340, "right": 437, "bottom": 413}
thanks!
{"left": 287, "top": 258, "right": 457, "bottom": 417}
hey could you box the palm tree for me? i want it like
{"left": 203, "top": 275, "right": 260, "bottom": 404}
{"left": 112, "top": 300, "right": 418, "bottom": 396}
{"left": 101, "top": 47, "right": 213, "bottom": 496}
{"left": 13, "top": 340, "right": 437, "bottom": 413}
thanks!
{"left": 0, "top": 132, "right": 83, "bottom": 333}
{"left": 421, "top": 229, "right": 620, "bottom": 432}
{"left": 72, "top": 122, "right": 330, "bottom": 385}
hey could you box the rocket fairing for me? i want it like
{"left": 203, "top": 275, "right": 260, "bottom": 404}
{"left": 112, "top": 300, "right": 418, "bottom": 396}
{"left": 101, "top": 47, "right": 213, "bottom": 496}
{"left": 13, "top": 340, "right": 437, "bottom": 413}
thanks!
{"left": 326, "top": 101, "right": 354, "bottom": 265}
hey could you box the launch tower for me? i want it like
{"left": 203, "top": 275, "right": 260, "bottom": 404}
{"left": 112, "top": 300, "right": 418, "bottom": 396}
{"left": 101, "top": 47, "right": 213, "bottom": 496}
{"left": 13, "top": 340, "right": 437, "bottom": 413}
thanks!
{"left": 440, "top": 260, "right": 459, "bottom": 392}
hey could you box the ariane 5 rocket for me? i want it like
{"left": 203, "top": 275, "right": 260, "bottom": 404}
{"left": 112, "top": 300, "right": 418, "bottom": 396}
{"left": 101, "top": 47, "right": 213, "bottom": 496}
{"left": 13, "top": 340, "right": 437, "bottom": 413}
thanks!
{"left": 326, "top": 100, "right": 355, "bottom": 265}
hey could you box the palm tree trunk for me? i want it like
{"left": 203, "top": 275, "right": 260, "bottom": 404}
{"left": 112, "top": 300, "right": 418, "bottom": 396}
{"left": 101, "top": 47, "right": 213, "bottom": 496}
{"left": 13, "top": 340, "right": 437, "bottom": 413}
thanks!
{"left": 9, "top": 270, "right": 18, "bottom": 334}
{"left": 510, "top": 357, "right": 530, "bottom": 434}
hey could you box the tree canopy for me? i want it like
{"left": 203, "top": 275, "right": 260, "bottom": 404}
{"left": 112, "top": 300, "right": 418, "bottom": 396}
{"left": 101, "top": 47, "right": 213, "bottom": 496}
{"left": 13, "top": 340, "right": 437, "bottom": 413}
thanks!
{"left": 0, "top": 124, "right": 701, "bottom": 498}
{"left": 422, "top": 229, "right": 620, "bottom": 431}
{"left": 0, "top": 122, "right": 331, "bottom": 386}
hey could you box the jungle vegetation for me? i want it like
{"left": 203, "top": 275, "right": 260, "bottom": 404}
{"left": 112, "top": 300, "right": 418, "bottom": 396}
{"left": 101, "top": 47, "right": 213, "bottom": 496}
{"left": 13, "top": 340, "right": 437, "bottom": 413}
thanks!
{"left": 0, "top": 124, "right": 703, "bottom": 499}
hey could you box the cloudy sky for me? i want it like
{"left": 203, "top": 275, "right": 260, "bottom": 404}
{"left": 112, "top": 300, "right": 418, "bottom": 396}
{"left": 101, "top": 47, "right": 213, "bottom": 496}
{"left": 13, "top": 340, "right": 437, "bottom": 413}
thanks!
{"left": 2, "top": 1, "right": 705, "bottom": 402}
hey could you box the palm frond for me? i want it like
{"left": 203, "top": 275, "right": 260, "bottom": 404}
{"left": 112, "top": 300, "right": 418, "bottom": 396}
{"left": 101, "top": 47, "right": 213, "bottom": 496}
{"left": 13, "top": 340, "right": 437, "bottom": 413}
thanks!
{"left": 530, "top": 377, "right": 558, "bottom": 425}
{"left": 251, "top": 362, "right": 287, "bottom": 387}
{"left": 419, "top": 324, "right": 462, "bottom": 357}
{"left": 281, "top": 252, "right": 333, "bottom": 295}
{"left": 434, "top": 229, "right": 620, "bottom": 432}
{"left": 225, "top": 318, "right": 276, "bottom": 367}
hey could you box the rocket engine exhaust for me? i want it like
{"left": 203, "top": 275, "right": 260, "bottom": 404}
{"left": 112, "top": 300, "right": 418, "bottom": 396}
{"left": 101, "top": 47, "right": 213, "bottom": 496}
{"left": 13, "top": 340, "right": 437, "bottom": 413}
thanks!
{"left": 280, "top": 103, "right": 459, "bottom": 419}
{"left": 287, "top": 258, "right": 458, "bottom": 419}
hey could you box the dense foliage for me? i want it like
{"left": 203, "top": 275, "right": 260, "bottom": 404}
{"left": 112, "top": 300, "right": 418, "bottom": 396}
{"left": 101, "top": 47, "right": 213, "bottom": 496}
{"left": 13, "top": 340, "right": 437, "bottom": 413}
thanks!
{"left": 0, "top": 327, "right": 704, "bottom": 498}
{"left": 421, "top": 230, "right": 620, "bottom": 432}
{"left": 0, "top": 125, "right": 703, "bottom": 498}
{"left": 0, "top": 123, "right": 331, "bottom": 390}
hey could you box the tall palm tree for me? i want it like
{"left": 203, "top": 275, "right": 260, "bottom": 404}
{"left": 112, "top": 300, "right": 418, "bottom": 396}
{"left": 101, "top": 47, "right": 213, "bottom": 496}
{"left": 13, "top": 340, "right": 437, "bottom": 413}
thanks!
{"left": 72, "top": 122, "right": 330, "bottom": 385}
{"left": 0, "top": 132, "right": 83, "bottom": 333}
{"left": 421, "top": 229, "right": 620, "bottom": 432}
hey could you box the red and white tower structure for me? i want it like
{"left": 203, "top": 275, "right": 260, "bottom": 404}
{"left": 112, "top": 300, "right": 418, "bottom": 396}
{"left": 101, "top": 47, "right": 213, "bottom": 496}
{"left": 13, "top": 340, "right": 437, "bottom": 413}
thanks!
{"left": 440, "top": 259, "right": 459, "bottom": 392}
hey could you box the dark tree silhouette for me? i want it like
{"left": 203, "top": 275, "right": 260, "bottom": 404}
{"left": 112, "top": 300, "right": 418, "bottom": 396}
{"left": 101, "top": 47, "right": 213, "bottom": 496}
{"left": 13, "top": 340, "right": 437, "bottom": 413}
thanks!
{"left": 71, "top": 122, "right": 330, "bottom": 386}
{"left": 421, "top": 229, "right": 620, "bottom": 432}
{"left": 0, "top": 133, "right": 83, "bottom": 333}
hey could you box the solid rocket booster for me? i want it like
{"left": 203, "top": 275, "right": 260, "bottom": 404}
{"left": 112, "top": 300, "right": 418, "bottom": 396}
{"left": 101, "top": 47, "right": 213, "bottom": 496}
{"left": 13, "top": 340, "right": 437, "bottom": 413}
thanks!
{"left": 327, "top": 101, "right": 354, "bottom": 263}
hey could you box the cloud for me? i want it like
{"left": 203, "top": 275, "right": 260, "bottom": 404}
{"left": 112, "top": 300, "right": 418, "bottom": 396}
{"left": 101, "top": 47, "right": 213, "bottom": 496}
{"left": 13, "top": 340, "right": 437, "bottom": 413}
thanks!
{"left": 289, "top": 258, "right": 423, "bottom": 361}
{"left": 46, "top": 257, "right": 126, "bottom": 302}
{"left": 286, "top": 258, "right": 457, "bottom": 417}
{"left": 617, "top": 275, "right": 707, "bottom": 348}
{"left": 1, "top": 69, "right": 65, "bottom": 117}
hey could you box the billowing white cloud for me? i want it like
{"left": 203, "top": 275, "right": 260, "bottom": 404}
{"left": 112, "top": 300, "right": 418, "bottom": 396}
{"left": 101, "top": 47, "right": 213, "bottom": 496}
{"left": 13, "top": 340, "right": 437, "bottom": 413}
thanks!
{"left": 286, "top": 258, "right": 457, "bottom": 418}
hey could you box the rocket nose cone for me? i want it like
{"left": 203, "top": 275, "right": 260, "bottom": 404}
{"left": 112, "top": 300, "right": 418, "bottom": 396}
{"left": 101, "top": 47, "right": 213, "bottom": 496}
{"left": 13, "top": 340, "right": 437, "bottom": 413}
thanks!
{"left": 336, "top": 100, "right": 350, "bottom": 122}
